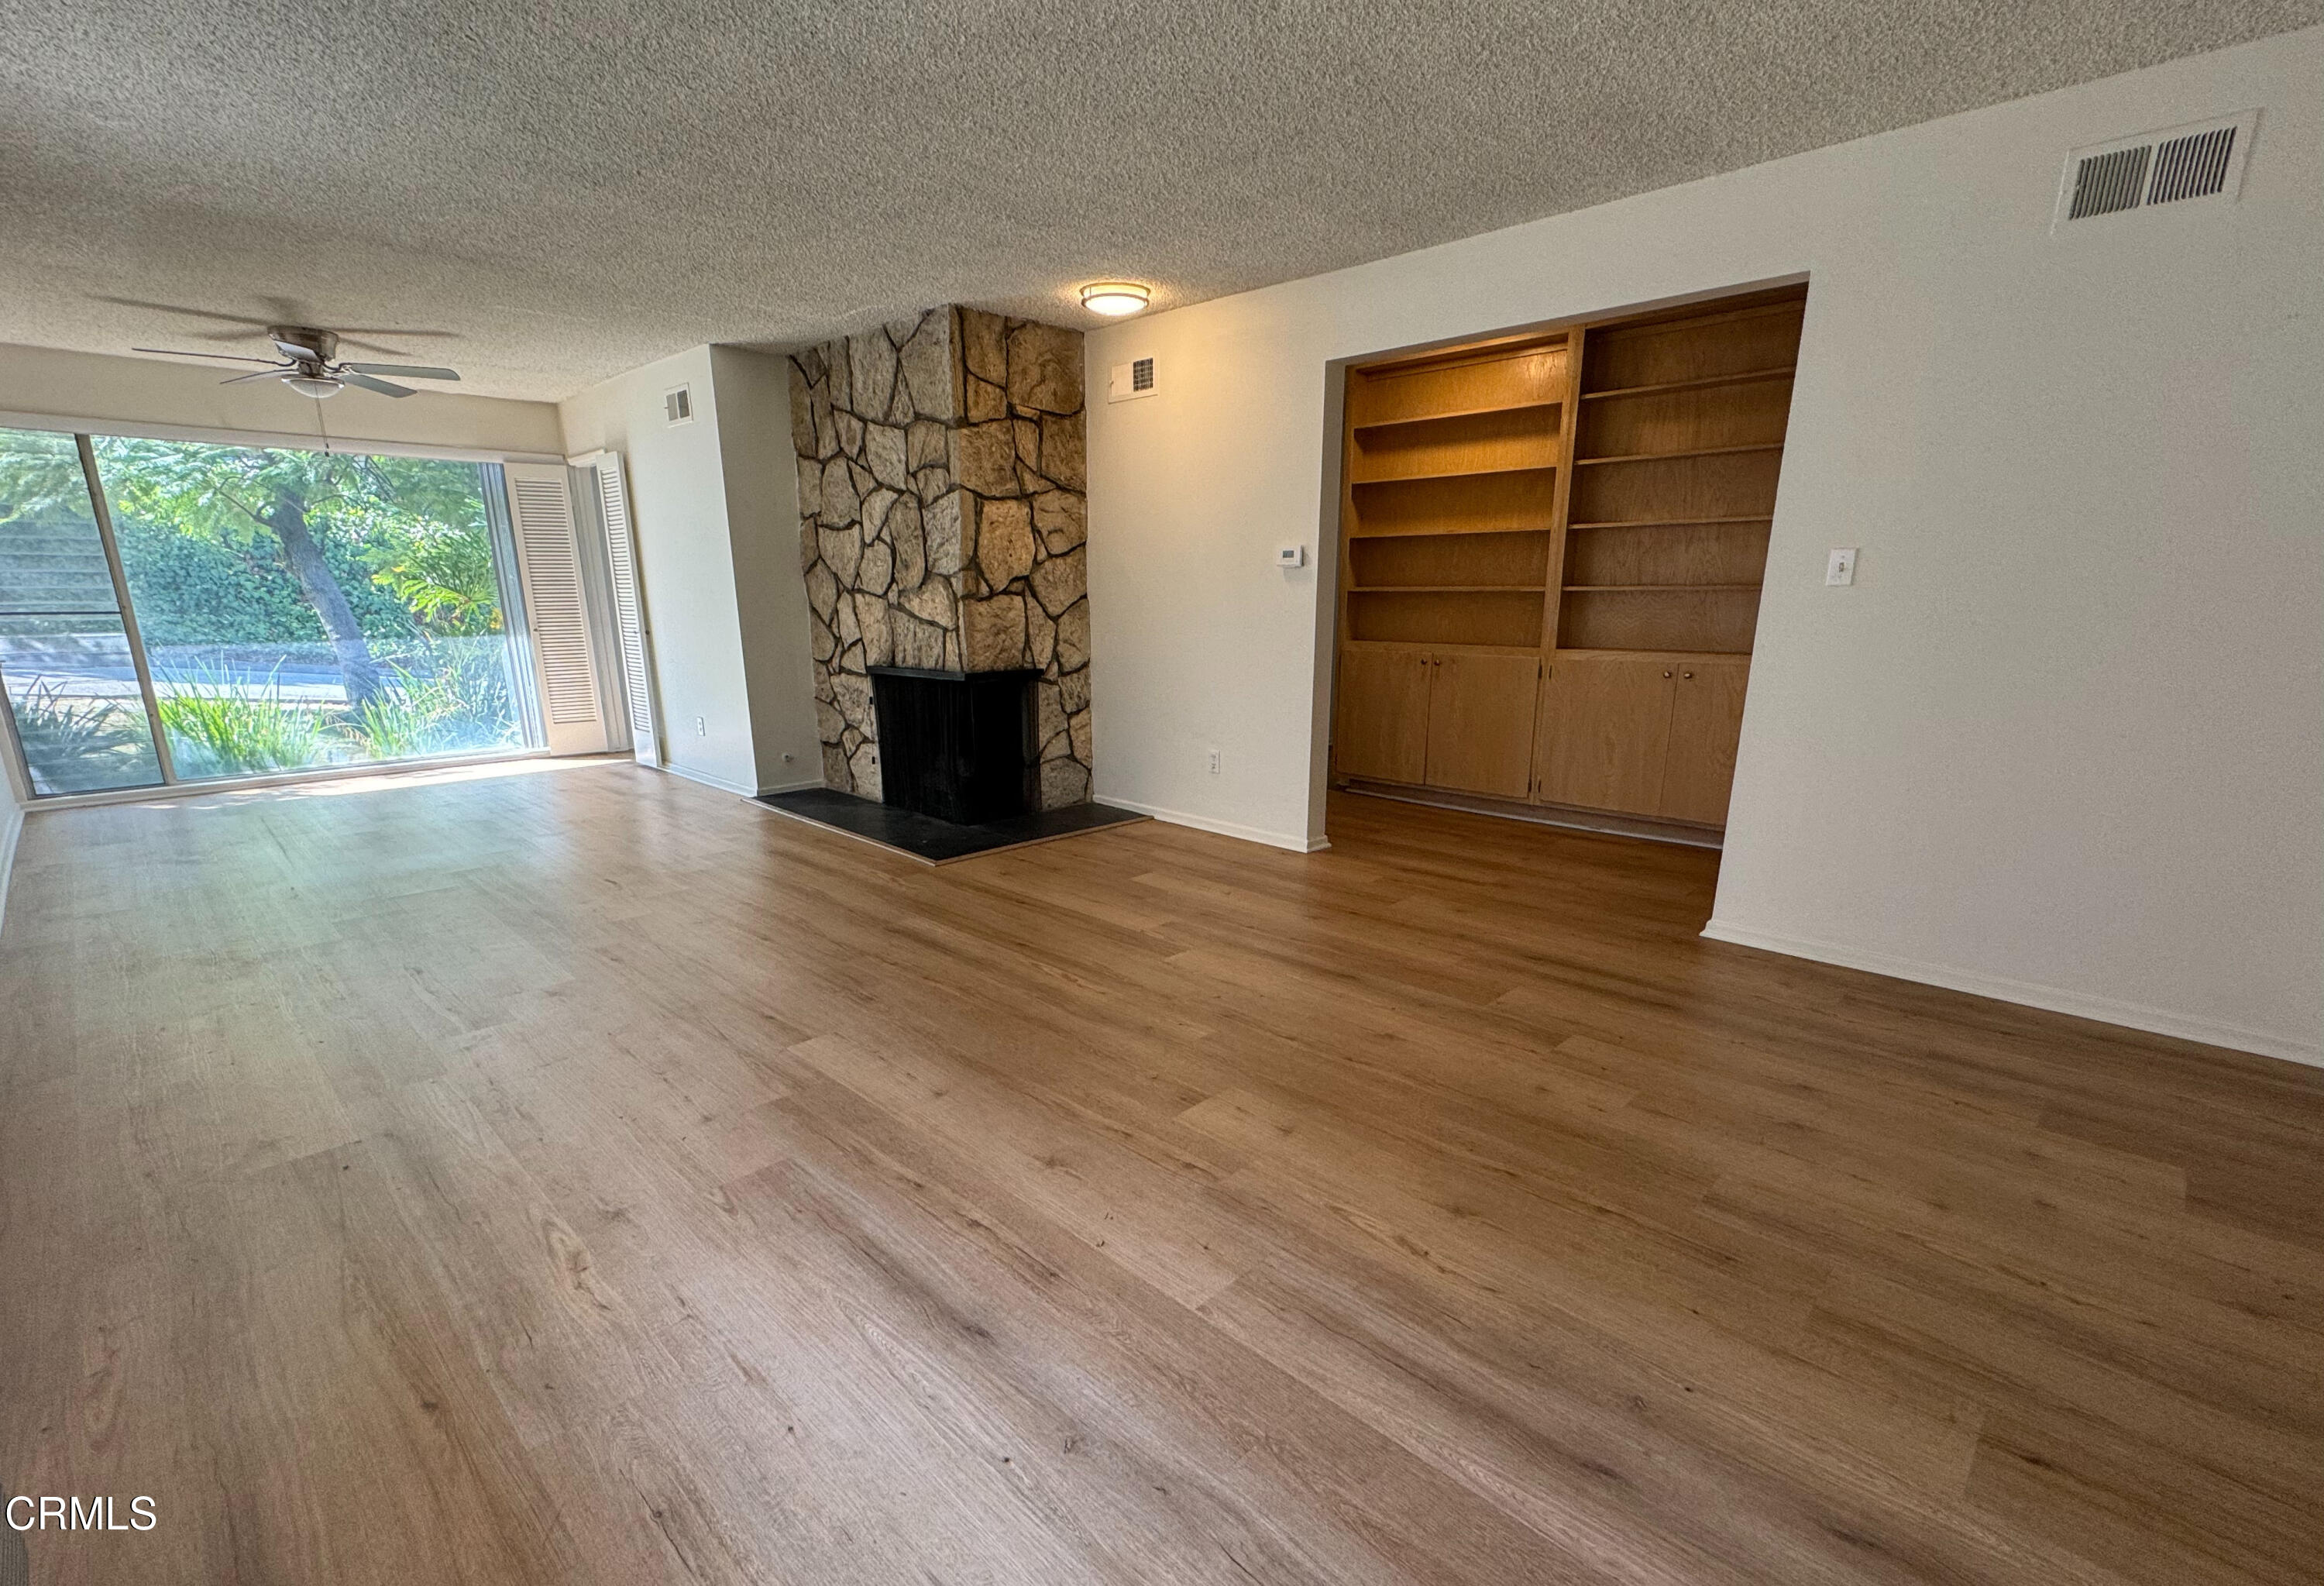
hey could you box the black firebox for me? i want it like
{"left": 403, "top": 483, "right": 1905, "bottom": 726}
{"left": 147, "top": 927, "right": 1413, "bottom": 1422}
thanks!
{"left": 867, "top": 666, "right": 1040, "bottom": 825}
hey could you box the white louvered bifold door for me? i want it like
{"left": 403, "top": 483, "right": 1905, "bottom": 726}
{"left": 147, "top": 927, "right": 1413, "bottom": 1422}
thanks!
{"left": 502, "top": 462, "right": 610, "bottom": 755}
{"left": 593, "top": 454, "right": 661, "bottom": 768}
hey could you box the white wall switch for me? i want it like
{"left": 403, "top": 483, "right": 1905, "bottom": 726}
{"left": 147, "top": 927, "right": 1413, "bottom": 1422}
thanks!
{"left": 1825, "top": 548, "right": 1858, "bottom": 586}
{"left": 1207, "top": 747, "right": 1221, "bottom": 776}
{"left": 1277, "top": 544, "right": 1306, "bottom": 568}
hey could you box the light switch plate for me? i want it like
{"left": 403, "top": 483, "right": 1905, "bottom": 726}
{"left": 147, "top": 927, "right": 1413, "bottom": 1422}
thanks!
{"left": 1826, "top": 547, "right": 1858, "bottom": 586}
{"left": 1277, "top": 545, "right": 1306, "bottom": 568}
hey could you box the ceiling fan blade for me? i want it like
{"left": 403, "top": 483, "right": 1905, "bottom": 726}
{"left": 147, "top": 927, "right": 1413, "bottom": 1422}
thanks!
{"left": 339, "top": 371, "right": 416, "bottom": 398}
{"left": 98, "top": 295, "right": 274, "bottom": 328}
{"left": 218, "top": 368, "right": 290, "bottom": 385}
{"left": 335, "top": 328, "right": 458, "bottom": 342}
{"left": 342, "top": 363, "right": 459, "bottom": 381}
{"left": 133, "top": 346, "right": 281, "bottom": 364}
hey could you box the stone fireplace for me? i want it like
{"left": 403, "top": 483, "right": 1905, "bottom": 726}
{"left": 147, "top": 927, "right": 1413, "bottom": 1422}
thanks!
{"left": 788, "top": 308, "right": 1091, "bottom": 812}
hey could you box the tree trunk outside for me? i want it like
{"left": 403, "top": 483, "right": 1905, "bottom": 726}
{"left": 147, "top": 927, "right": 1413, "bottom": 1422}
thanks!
{"left": 264, "top": 493, "right": 383, "bottom": 707}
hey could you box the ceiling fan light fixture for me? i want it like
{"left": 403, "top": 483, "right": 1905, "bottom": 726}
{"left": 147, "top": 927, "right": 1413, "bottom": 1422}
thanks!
{"left": 1079, "top": 281, "right": 1151, "bottom": 317}
{"left": 284, "top": 374, "right": 343, "bottom": 398}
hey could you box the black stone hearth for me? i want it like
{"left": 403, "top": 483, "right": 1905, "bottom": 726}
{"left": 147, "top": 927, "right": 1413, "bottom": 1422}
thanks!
{"left": 755, "top": 787, "right": 1146, "bottom": 864}
{"left": 868, "top": 665, "right": 1040, "bottom": 824}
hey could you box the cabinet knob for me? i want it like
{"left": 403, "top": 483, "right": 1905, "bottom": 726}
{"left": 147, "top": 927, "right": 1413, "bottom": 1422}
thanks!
{"left": 1681, "top": 670, "right": 1694, "bottom": 679}
{"left": 1661, "top": 669, "right": 1673, "bottom": 679}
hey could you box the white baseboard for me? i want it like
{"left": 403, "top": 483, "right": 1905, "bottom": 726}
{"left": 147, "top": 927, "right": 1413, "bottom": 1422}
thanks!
{"left": 1701, "top": 918, "right": 2321, "bottom": 1070}
{"left": 0, "top": 799, "right": 21, "bottom": 937}
{"left": 1095, "top": 796, "right": 1328, "bottom": 854}
{"left": 657, "top": 761, "right": 764, "bottom": 799}
{"left": 755, "top": 776, "right": 827, "bottom": 796}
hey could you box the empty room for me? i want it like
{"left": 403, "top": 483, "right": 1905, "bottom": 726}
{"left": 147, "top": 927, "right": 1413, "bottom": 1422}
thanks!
{"left": 1, "top": 4, "right": 2319, "bottom": 1584}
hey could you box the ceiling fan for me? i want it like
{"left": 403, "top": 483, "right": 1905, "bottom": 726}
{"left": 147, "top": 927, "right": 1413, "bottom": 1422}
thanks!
{"left": 132, "top": 325, "right": 459, "bottom": 399}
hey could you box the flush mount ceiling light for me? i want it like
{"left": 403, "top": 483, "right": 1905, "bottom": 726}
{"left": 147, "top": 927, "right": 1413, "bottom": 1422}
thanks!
{"left": 1079, "top": 281, "right": 1151, "bottom": 317}
{"left": 283, "top": 374, "right": 344, "bottom": 398}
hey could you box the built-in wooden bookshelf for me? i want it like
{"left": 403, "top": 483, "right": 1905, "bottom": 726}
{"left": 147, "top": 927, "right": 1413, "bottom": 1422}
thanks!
{"left": 1332, "top": 287, "right": 1807, "bottom": 834}
{"left": 1338, "top": 335, "right": 1569, "bottom": 659}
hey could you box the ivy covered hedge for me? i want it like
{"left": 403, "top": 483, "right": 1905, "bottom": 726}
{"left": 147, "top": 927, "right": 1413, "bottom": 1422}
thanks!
{"left": 115, "top": 514, "right": 421, "bottom": 645}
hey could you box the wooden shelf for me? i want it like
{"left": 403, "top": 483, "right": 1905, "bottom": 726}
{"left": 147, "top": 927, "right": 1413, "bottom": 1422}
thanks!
{"left": 1348, "top": 589, "right": 1542, "bottom": 647}
{"left": 1568, "top": 514, "right": 1774, "bottom": 530}
{"left": 1343, "top": 638, "right": 1542, "bottom": 655}
{"left": 1573, "top": 444, "right": 1784, "bottom": 467}
{"left": 1563, "top": 583, "right": 1758, "bottom": 593}
{"left": 1350, "top": 462, "right": 1556, "bottom": 487}
{"left": 1356, "top": 584, "right": 1548, "bottom": 594}
{"left": 1353, "top": 397, "right": 1560, "bottom": 433}
{"left": 1581, "top": 366, "right": 1796, "bottom": 401}
{"left": 1349, "top": 521, "right": 1552, "bottom": 539}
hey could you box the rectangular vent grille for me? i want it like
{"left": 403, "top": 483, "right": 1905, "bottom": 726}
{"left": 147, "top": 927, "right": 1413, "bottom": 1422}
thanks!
{"left": 2147, "top": 126, "right": 2236, "bottom": 205}
{"left": 2054, "top": 112, "right": 2256, "bottom": 230}
{"left": 1109, "top": 356, "right": 1158, "bottom": 402}
{"left": 2068, "top": 145, "right": 2151, "bottom": 219}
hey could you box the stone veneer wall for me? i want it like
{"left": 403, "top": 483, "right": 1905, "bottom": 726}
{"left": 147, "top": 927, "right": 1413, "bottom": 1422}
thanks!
{"left": 788, "top": 307, "right": 1091, "bottom": 808}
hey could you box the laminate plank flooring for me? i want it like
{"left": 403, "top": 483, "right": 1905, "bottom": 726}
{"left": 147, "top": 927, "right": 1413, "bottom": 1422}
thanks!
{"left": 2, "top": 759, "right": 2319, "bottom": 1584}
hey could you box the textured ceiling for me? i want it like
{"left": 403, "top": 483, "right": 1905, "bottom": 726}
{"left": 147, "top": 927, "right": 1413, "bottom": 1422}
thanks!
{"left": 2, "top": 2, "right": 2315, "bottom": 401}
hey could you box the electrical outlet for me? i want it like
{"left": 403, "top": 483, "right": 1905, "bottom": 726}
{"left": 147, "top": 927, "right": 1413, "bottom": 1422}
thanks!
{"left": 693, "top": 715, "right": 707, "bottom": 736}
{"left": 1207, "top": 747, "right": 1221, "bottom": 776}
{"left": 1825, "top": 548, "right": 1858, "bottom": 587}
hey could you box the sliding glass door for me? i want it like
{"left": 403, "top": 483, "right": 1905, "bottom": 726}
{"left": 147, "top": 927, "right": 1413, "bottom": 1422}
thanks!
{"left": 0, "top": 425, "right": 541, "bottom": 797}
{"left": 0, "top": 428, "right": 166, "bottom": 793}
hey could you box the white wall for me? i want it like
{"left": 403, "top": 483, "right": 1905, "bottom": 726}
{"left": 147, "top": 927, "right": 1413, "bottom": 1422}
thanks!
{"left": 1085, "top": 29, "right": 2321, "bottom": 1063}
{"left": 709, "top": 346, "right": 823, "bottom": 793}
{"left": 559, "top": 346, "right": 816, "bottom": 796}
{"left": 0, "top": 342, "right": 562, "bottom": 456}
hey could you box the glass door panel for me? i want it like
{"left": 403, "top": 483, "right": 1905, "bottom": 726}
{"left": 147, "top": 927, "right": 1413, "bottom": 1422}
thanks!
{"left": 94, "top": 437, "right": 532, "bottom": 779}
{"left": 0, "top": 428, "right": 165, "bottom": 793}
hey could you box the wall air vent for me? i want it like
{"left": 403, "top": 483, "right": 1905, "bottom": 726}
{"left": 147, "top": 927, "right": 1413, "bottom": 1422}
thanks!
{"left": 2053, "top": 111, "right": 2257, "bottom": 231}
{"left": 2067, "top": 145, "right": 2151, "bottom": 219}
{"left": 1108, "top": 356, "right": 1157, "bottom": 403}
{"left": 664, "top": 384, "right": 694, "bottom": 425}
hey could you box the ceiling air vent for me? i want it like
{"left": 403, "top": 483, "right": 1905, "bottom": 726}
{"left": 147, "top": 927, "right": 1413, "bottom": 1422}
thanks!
{"left": 1108, "top": 356, "right": 1157, "bottom": 403}
{"left": 2053, "top": 111, "right": 2257, "bottom": 231}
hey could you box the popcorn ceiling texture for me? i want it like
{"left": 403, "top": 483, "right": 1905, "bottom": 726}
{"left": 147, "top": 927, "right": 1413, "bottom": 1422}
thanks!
{"left": 789, "top": 310, "right": 1092, "bottom": 809}
{"left": 2, "top": 2, "right": 2316, "bottom": 398}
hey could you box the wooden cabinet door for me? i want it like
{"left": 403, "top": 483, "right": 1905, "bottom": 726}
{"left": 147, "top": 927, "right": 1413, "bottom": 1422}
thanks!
{"left": 1659, "top": 658, "right": 1750, "bottom": 825}
{"left": 1424, "top": 652, "right": 1541, "bottom": 798}
{"left": 1534, "top": 655, "right": 1677, "bottom": 814}
{"left": 1334, "top": 646, "right": 1432, "bottom": 784}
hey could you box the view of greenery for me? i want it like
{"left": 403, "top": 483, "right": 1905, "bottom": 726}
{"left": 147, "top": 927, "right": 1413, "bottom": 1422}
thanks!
{"left": 6, "top": 672, "right": 162, "bottom": 792}
{"left": 0, "top": 430, "right": 532, "bottom": 793}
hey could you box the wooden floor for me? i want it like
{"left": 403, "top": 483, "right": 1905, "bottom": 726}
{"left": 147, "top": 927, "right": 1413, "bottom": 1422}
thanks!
{"left": 3, "top": 762, "right": 2320, "bottom": 1585}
